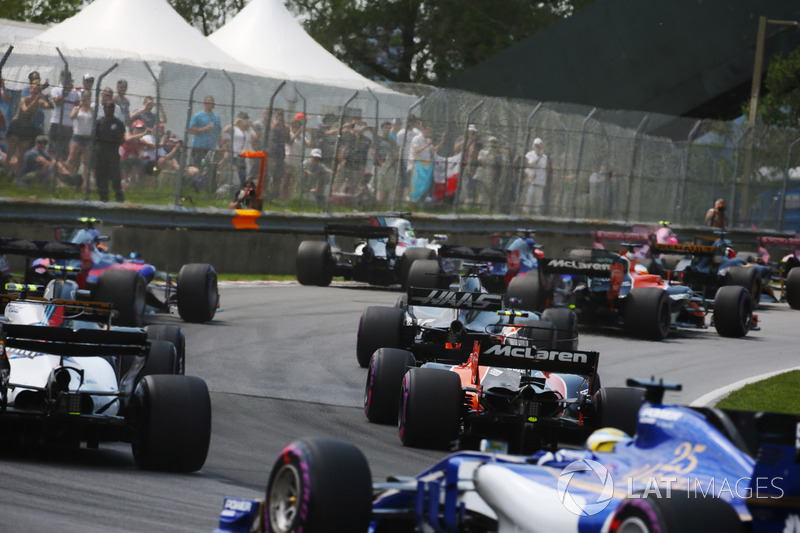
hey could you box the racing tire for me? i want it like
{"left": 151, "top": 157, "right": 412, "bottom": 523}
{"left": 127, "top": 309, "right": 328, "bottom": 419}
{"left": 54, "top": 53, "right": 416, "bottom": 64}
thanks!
{"left": 399, "top": 368, "right": 462, "bottom": 449}
{"left": 594, "top": 387, "right": 644, "bottom": 437}
{"left": 406, "top": 259, "right": 442, "bottom": 289}
{"left": 609, "top": 493, "right": 744, "bottom": 533}
{"left": 138, "top": 340, "right": 181, "bottom": 380}
{"left": 624, "top": 287, "right": 671, "bottom": 341}
{"left": 724, "top": 266, "right": 762, "bottom": 309}
{"left": 523, "top": 319, "right": 557, "bottom": 350}
{"left": 364, "top": 348, "right": 416, "bottom": 424}
{"left": 265, "top": 438, "right": 372, "bottom": 533}
{"left": 295, "top": 240, "right": 333, "bottom": 286}
{"left": 144, "top": 326, "right": 186, "bottom": 374}
{"left": 356, "top": 306, "right": 404, "bottom": 368}
{"left": 541, "top": 308, "right": 578, "bottom": 350}
{"left": 713, "top": 285, "right": 753, "bottom": 338}
{"left": 398, "top": 247, "right": 436, "bottom": 289}
{"left": 506, "top": 274, "right": 542, "bottom": 311}
{"left": 786, "top": 267, "right": 800, "bottom": 310}
{"left": 93, "top": 269, "right": 147, "bottom": 327}
{"left": 131, "top": 374, "right": 211, "bottom": 473}
{"left": 176, "top": 263, "right": 218, "bottom": 323}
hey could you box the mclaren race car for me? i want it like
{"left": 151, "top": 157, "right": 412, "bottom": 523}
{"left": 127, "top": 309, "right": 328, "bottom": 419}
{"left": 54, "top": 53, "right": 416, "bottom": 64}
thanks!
{"left": 216, "top": 379, "right": 800, "bottom": 533}
{"left": 0, "top": 276, "right": 211, "bottom": 472}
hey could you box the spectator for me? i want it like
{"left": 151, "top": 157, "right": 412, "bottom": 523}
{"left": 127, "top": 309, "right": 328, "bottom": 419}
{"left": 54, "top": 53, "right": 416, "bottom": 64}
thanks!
{"left": 48, "top": 71, "right": 80, "bottom": 161}
{"left": 285, "top": 114, "right": 312, "bottom": 196}
{"left": 266, "top": 107, "right": 288, "bottom": 198}
{"left": 0, "top": 74, "right": 10, "bottom": 174}
{"left": 228, "top": 179, "right": 258, "bottom": 209}
{"left": 396, "top": 114, "right": 421, "bottom": 198}
{"left": 374, "top": 121, "right": 398, "bottom": 203}
{"left": 188, "top": 95, "right": 221, "bottom": 172}
{"left": 333, "top": 119, "right": 357, "bottom": 194}
{"left": 472, "top": 135, "right": 507, "bottom": 210}
{"left": 315, "top": 112, "right": 339, "bottom": 168}
{"left": 705, "top": 198, "right": 727, "bottom": 229}
{"left": 65, "top": 90, "right": 94, "bottom": 189}
{"left": 79, "top": 73, "right": 95, "bottom": 96}
{"left": 156, "top": 135, "right": 186, "bottom": 175}
{"left": 408, "top": 123, "right": 444, "bottom": 202}
{"left": 389, "top": 118, "right": 402, "bottom": 143}
{"left": 119, "top": 119, "right": 155, "bottom": 187}
{"left": 94, "top": 101, "right": 126, "bottom": 202}
{"left": 223, "top": 111, "right": 257, "bottom": 186}
{"left": 520, "top": 137, "right": 550, "bottom": 215}
{"left": 99, "top": 86, "right": 125, "bottom": 123}
{"left": 131, "top": 95, "right": 165, "bottom": 132}
{"left": 113, "top": 79, "right": 131, "bottom": 128}
{"left": 303, "top": 147, "right": 332, "bottom": 205}
{"left": 19, "top": 134, "right": 56, "bottom": 185}
{"left": 6, "top": 72, "right": 51, "bottom": 178}
{"left": 588, "top": 162, "right": 612, "bottom": 217}
{"left": 459, "top": 124, "right": 481, "bottom": 201}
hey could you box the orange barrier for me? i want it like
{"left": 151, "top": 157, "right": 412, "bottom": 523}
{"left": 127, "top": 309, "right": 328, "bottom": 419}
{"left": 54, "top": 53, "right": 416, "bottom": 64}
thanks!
{"left": 232, "top": 208, "right": 261, "bottom": 230}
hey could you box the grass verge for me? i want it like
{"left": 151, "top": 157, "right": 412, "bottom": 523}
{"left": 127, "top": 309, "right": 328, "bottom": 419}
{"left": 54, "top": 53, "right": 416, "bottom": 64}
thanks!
{"left": 715, "top": 370, "right": 800, "bottom": 414}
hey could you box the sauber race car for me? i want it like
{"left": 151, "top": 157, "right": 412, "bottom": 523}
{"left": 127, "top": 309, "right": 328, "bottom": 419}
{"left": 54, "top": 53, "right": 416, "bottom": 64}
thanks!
{"left": 295, "top": 215, "right": 442, "bottom": 288}
{"left": 0, "top": 277, "right": 211, "bottom": 472}
{"left": 507, "top": 232, "right": 757, "bottom": 340}
{"left": 355, "top": 246, "right": 578, "bottom": 369}
{"left": 216, "top": 379, "right": 800, "bottom": 533}
{"left": 0, "top": 229, "right": 218, "bottom": 327}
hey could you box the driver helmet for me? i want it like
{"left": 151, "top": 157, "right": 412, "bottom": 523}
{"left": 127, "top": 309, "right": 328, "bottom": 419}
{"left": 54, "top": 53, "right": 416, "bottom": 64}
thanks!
{"left": 44, "top": 279, "right": 78, "bottom": 300}
{"left": 586, "top": 427, "right": 632, "bottom": 452}
{"left": 634, "top": 264, "right": 649, "bottom": 275}
{"left": 392, "top": 219, "right": 415, "bottom": 243}
{"left": 71, "top": 228, "right": 100, "bottom": 245}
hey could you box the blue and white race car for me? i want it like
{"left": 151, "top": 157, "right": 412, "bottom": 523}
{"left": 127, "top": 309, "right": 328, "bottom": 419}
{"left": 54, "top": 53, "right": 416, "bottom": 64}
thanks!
{"left": 215, "top": 378, "right": 800, "bottom": 533}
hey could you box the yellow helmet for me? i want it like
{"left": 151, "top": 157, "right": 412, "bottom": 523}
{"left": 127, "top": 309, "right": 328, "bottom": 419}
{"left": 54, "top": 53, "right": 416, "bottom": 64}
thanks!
{"left": 586, "top": 427, "right": 632, "bottom": 452}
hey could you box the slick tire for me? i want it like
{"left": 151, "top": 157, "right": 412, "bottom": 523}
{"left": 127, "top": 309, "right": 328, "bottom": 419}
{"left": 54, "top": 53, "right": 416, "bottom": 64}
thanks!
{"left": 266, "top": 438, "right": 371, "bottom": 533}
{"left": 93, "top": 269, "right": 146, "bottom": 327}
{"left": 296, "top": 241, "right": 333, "bottom": 286}
{"left": 176, "top": 263, "right": 218, "bottom": 323}
{"left": 132, "top": 375, "right": 211, "bottom": 473}
{"left": 144, "top": 325, "right": 186, "bottom": 375}
{"left": 594, "top": 386, "right": 644, "bottom": 437}
{"left": 713, "top": 285, "right": 753, "bottom": 338}
{"left": 724, "top": 266, "right": 761, "bottom": 309}
{"left": 506, "top": 274, "right": 542, "bottom": 311}
{"left": 356, "top": 306, "right": 404, "bottom": 368}
{"left": 624, "top": 287, "right": 671, "bottom": 341}
{"left": 541, "top": 308, "right": 578, "bottom": 350}
{"left": 406, "top": 259, "right": 443, "bottom": 290}
{"left": 399, "top": 248, "right": 437, "bottom": 289}
{"left": 364, "top": 348, "right": 416, "bottom": 424}
{"left": 609, "top": 493, "right": 743, "bottom": 533}
{"left": 786, "top": 267, "right": 800, "bottom": 310}
{"left": 399, "top": 368, "right": 461, "bottom": 449}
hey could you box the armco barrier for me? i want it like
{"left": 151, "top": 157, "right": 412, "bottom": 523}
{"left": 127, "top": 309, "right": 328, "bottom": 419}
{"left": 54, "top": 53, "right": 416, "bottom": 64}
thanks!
{"left": 0, "top": 199, "right": 791, "bottom": 275}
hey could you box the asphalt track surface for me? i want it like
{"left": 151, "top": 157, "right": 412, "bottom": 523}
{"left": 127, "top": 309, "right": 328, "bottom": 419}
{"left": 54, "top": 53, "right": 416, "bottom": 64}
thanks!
{"left": 0, "top": 281, "right": 797, "bottom": 531}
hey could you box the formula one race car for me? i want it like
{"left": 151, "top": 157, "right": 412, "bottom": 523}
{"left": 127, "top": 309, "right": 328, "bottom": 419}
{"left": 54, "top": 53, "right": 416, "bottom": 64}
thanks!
{"left": 507, "top": 234, "right": 757, "bottom": 340}
{"left": 0, "top": 229, "right": 218, "bottom": 327}
{"left": 295, "top": 215, "right": 442, "bottom": 288}
{"left": 0, "top": 277, "right": 211, "bottom": 472}
{"left": 216, "top": 379, "right": 800, "bottom": 533}
{"left": 753, "top": 235, "right": 800, "bottom": 309}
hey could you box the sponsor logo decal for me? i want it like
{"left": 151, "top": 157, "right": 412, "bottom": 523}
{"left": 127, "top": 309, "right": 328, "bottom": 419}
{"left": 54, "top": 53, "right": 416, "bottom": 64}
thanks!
{"left": 411, "top": 290, "right": 502, "bottom": 310}
{"left": 482, "top": 344, "right": 588, "bottom": 363}
{"left": 547, "top": 259, "right": 611, "bottom": 271}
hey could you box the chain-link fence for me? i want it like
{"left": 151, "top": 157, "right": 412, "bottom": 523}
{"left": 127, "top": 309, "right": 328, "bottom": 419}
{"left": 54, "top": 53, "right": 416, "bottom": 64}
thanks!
{"left": 1, "top": 43, "right": 799, "bottom": 232}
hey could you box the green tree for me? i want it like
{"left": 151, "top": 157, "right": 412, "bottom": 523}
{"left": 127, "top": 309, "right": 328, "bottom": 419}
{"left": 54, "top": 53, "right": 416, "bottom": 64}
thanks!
{"left": 285, "top": 0, "right": 593, "bottom": 84}
{"left": 168, "top": 0, "right": 245, "bottom": 36}
{"left": 757, "top": 47, "right": 800, "bottom": 130}
{"left": 0, "top": 0, "right": 82, "bottom": 24}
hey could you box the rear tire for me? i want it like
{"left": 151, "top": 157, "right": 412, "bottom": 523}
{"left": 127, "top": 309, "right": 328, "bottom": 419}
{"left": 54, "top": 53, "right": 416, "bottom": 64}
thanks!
{"left": 131, "top": 375, "right": 211, "bottom": 472}
{"left": 176, "top": 263, "right": 218, "bottom": 323}
{"left": 399, "top": 368, "right": 462, "bottom": 449}
{"left": 356, "top": 306, "right": 404, "bottom": 368}
{"left": 296, "top": 241, "right": 333, "bottom": 286}
{"left": 364, "top": 348, "right": 416, "bottom": 424}
{"left": 398, "top": 248, "right": 436, "bottom": 289}
{"left": 265, "top": 438, "right": 372, "bottom": 533}
{"left": 786, "top": 267, "right": 800, "bottom": 310}
{"left": 93, "top": 269, "right": 146, "bottom": 327}
{"left": 406, "top": 259, "right": 443, "bottom": 289}
{"left": 725, "top": 266, "right": 761, "bottom": 309}
{"left": 713, "top": 285, "right": 753, "bottom": 337}
{"left": 594, "top": 387, "right": 644, "bottom": 437}
{"left": 541, "top": 308, "right": 578, "bottom": 350}
{"left": 506, "top": 274, "right": 542, "bottom": 311}
{"left": 624, "top": 287, "right": 671, "bottom": 340}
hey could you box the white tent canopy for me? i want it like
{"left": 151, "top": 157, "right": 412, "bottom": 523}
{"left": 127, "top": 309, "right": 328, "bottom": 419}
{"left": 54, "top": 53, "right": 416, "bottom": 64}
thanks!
{"left": 0, "top": 18, "right": 46, "bottom": 46}
{"left": 16, "top": 0, "right": 258, "bottom": 74}
{"left": 209, "top": 0, "right": 384, "bottom": 91}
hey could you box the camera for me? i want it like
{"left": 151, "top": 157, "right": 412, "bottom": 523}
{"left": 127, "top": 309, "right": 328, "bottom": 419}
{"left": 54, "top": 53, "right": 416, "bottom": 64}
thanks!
{"left": 718, "top": 205, "right": 725, "bottom": 212}
{"left": 247, "top": 188, "right": 255, "bottom": 197}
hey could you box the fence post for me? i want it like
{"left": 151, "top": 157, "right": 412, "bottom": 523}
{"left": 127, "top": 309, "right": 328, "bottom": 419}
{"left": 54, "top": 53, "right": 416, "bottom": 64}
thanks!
{"left": 85, "top": 63, "right": 118, "bottom": 201}
{"left": 779, "top": 137, "right": 800, "bottom": 231}
{"left": 175, "top": 71, "right": 207, "bottom": 206}
{"left": 452, "top": 100, "right": 484, "bottom": 214}
{"left": 391, "top": 95, "right": 426, "bottom": 211}
{"left": 571, "top": 108, "right": 596, "bottom": 219}
{"left": 674, "top": 119, "right": 702, "bottom": 223}
{"left": 325, "top": 90, "right": 359, "bottom": 213}
{"left": 259, "top": 80, "right": 287, "bottom": 205}
{"left": 729, "top": 127, "right": 750, "bottom": 228}
{"left": 223, "top": 70, "right": 236, "bottom": 193}
{"left": 624, "top": 116, "right": 649, "bottom": 223}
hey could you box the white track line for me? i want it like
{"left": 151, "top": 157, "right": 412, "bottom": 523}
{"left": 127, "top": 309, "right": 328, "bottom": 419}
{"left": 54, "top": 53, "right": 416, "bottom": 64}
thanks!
{"left": 689, "top": 366, "right": 800, "bottom": 407}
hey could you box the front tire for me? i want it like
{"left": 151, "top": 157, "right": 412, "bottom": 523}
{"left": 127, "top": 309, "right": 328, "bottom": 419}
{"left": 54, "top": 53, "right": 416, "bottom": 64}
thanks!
{"left": 356, "top": 306, "right": 404, "bottom": 368}
{"left": 176, "top": 263, "right": 218, "bottom": 323}
{"left": 624, "top": 287, "right": 671, "bottom": 340}
{"left": 399, "top": 368, "right": 462, "bottom": 449}
{"left": 610, "top": 493, "right": 743, "bottom": 533}
{"left": 131, "top": 375, "right": 211, "bottom": 472}
{"left": 296, "top": 240, "right": 333, "bottom": 286}
{"left": 266, "top": 438, "right": 372, "bottom": 533}
{"left": 713, "top": 285, "right": 753, "bottom": 338}
{"left": 93, "top": 269, "right": 147, "bottom": 327}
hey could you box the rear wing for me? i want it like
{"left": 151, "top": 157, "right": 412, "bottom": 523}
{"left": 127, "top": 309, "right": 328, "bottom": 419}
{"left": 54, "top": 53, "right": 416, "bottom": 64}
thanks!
{"left": 1, "top": 295, "right": 118, "bottom": 324}
{"left": 0, "top": 238, "right": 93, "bottom": 288}
{"left": 408, "top": 287, "right": 503, "bottom": 312}
{"left": 757, "top": 236, "right": 800, "bottom": 249}
{"left": 479, "top": 343, "right": 599, "bottom": 378}
{"left": 650, "top": 242, "right": 716, "bottom": 256}
{"left": 1, "top": 323, "right": 147, "bottom": 357}
{"left": 324, "top": 224, "right": 398, "bottom": 244}
{"left": 437, "top": 244, "right": 507, "bottom": 264}
{"left": 591, "top": 231, "right": 650, "bottom": 246}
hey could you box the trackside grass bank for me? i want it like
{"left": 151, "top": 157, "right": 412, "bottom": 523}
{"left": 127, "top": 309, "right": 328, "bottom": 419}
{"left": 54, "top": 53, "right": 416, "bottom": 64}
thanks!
{"left": 715, "top": 370, "right": 800, "bottom": 414}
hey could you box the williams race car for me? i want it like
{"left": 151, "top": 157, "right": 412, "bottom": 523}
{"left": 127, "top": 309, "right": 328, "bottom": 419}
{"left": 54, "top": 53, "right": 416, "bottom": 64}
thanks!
{"left": 0, "top": 277, "right": 211, "bottom": 472}
{"left": 216, "top": 378, "right": 800, "bottom": 533}
{"left": 295, "top": 215, "right": 442, "bottom": 288}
